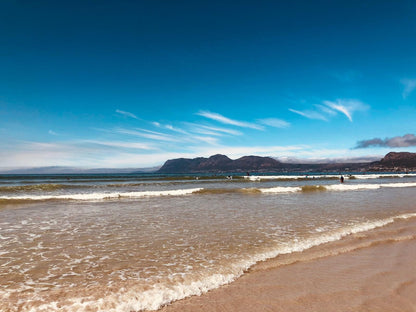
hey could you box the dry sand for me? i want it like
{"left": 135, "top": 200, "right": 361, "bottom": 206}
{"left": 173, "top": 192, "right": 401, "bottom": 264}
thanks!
{"left": 160, "top": 218, "right": 416, "bottom": 312}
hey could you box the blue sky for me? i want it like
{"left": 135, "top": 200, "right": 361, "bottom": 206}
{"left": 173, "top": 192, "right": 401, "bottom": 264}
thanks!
{"left": 1, "top": 0, "right": 416, "bottom": 168}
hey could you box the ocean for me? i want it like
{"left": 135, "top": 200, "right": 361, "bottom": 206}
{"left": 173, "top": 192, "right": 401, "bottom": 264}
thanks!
{"left": 1, "top": 172, "right": 416, "bottom": 311}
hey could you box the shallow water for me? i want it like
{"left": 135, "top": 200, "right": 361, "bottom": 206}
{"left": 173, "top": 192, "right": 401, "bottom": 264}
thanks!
{"left": 1, "top": 173, "right": 416, "bottom": 311}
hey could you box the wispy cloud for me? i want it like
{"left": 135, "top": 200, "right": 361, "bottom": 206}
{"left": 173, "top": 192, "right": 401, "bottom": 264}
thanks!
{"left": 354, "top": 134, "right": 416, "bottom": 149}
{"left": 116, "top": 128, "right": 179, "bottom": 142}
{"left": 165, "top": 124, "right": 188, "bottom": 134}
{"left": 290, "top": 99, "right": 368, "bottom": 122}
{"left": 323, "top": 99, "right": 368, "bottom": 122}
{"left": 197, "top": 111, "right": 264, "bottom": 130}
{"left": 116, "top": 109, "right": 139, "bottom": 119}
{"left": 82, "top": 140, "right": 156, "bottom": 150}
{"left": 152, "top": 121, "right": 191, "bottom": 134}
{"left": 288, "top": 108, "right": 328, "bottom": 121}
{"left": 257, "top": 118, "right": 290, "bottom": 128}
{"left": 323, "top": 100, "right": 353, "bottom": 121}
{"left": 201, "top": 125, "right": 242, "bottom": 135}
{"left": 48, "top": 130, "right": 58, "bottom": 135}
{"left": 186, "top": 123, "right": 243, "bottom": 136}
{"left": 191, "top": 136, "right": 219, "bottom": 145}
{"left": 314, "top": 104, "right": 337, "bottom": 116}
{"left": 401, "top": 79, "right": 416, "bottom": 99}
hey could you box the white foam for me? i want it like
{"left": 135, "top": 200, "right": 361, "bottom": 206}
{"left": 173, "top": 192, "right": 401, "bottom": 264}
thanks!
{"left": 259, "top": 182, "right": 416, "bottom": 194}
{"left": 0, "top": 188, "right": 203, "bottom": 201}
{"left": 245, "top": 173, "right": 416, "bottom": 181}
{"left": 326, "top": 182, "right": 416, "bottom": 191}
{"left": 259, "top": 186, "right": 301, "bottom": 193}
{"left": 352, "top": 173, "right": 416, "bottom": 179}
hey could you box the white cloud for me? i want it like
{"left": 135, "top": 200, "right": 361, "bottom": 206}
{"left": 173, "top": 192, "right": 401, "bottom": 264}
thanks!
{"left": 323, "top": 99, "right": 368, "bottom": 122}
{"left": 116, "top": 128, "right": 179, "bottom": 142}
{"left": 187, "top": 124, "right": 243, "bottom": 136}
{"left": 314, "top": 104, "right": 337, "bottom": 116}
{"left": 82, "top": 140, "right": 156, "bottom": 150}
{"left": 401, "top": 79, "right": 416, "bottom": 99}
{"left": 290, "top": 99, "right": 368, "bottom": 122}
{"left": 116, "top": 109, "right": 139, "bottom": 119}
{"left": 164, "top": 124, "right": 189, "bottom": 134}
{"left": 258, "top": 118, "right": 291, "bottom": 128}
{"left": 197, "top": 111, "right": 264, "bottom": 130}
{"left": 323, "top": 100, "right": 353, "bottom": 121}
{"left": 48, "top": 130, "right": 58, "bottom": 135}
{"left": 153, "top": 122, "right": 190, "bottom": 134}
{"left": 190, "top": 136, "right": 219, "bottom": 145}
{"left": 288, "top": 108, "right": 328, "bottom": 121}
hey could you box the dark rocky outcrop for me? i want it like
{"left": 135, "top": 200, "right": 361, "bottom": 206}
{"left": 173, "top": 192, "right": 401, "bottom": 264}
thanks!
{"left": 368, "top": 152, "right": 416, "bottom": 171}
{"left": 157, "top": 154, "right": 283, "bottom": 173}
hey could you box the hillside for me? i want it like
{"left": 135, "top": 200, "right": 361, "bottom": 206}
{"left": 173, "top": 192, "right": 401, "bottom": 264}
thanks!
{"left": 368, "top": 152, "right": 416, "bottom": 171}
{"left": 157, "top": 154, "right": 283, "bottom": 173}
{"left": 157, "top": 152, "right": 416, "bottom": 174}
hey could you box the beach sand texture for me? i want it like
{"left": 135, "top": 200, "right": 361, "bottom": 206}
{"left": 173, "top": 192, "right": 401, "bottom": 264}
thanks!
{"left": 161, "top": 218, "right": 416, "bottom": 312}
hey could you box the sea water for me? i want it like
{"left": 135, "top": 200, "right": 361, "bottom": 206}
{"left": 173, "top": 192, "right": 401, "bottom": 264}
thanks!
{"left": 1, "top": 172, "right": 416, "bottom": 311}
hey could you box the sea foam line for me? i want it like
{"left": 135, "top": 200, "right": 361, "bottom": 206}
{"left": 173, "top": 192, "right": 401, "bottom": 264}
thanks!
{"left": 245, "top": 173, "right": 416, "bottom": 181}
{"left": 0, "top": 188, "right": 203, "bottom": 201}
{"left": 260, "top": 182, "right": 416, "bottom": 193}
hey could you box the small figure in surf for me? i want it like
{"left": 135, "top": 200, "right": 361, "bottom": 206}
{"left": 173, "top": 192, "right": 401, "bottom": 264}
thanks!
{"left": 340, "top": 175, "right": 344, "bottom": 183}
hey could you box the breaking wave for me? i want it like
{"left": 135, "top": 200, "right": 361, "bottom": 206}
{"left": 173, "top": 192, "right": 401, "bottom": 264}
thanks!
{"left": 2, "top": 182, "right": 416, "bottom": 204}
{"left": 259, "top": 182, "right": 416, "bottom": 194}
{"left": 0, "top": 188, "right": 203, "bottom": 203}
{"left": 245, "top": 173, "right": 416, "bottom": 181}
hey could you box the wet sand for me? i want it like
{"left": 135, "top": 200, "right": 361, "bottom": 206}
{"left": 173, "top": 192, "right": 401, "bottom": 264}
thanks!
{"left": 160, "top": 218, "right": 416, "bottom": 312}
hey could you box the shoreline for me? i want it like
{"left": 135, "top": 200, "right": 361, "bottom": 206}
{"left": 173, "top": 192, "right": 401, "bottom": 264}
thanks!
{"left": 160, "top": 216, "right": 416, "bottom": 312}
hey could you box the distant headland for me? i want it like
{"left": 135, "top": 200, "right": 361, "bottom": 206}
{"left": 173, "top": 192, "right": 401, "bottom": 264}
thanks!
{"left": 156, "top": 152, "right": 416, "bottom": 174}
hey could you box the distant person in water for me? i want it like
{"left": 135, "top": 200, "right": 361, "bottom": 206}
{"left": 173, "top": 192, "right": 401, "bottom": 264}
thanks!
{"left": 340, "top": 175, "right": 344, "bottom": 183}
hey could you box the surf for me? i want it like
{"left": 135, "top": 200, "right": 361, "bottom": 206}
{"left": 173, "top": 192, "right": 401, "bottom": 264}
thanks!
{"left": 0, "top": 188, "right": 203, "bottom": 202}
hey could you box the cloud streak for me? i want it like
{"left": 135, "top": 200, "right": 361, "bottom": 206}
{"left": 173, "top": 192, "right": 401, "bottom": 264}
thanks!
{"left": 257, "top": 118, "right": 291, "bottom": 128}
{"left": 82, "top": 140, "right": 156, "bottom": 150}
{"left": 323, "top": 99, "right": 369, "bottom": 122}
{"left": 116, "top": 128, "right": 179, "bottom": 142}
{"left": 197, "top": 111, "right": 264, "bottom": 130}
{"left": 290, "top": 99, "right": 369, "bottom": 122}
{"left": 354, "top": 134, "right": 416, "bottom": 148}
{"left": 116, "top": 109, "right": 139, "bottom": 119}
{"left": 288, "top": 108, "right": 328, "bottom": 121}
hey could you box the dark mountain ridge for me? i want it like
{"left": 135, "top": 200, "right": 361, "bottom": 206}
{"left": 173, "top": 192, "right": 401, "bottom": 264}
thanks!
{"left": 367, "top": 152, "right": 416, "bottom": 171}
{"left": 157, "top": 154, "right": 283, "bottom": 173}
{"left": 157, "top": 152, "right": 416, "bottom": 174}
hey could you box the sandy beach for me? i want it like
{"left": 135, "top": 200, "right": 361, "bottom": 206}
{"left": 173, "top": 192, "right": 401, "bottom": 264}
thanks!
{"left": 161, "top": 217, "right": 416, "bottom": 312}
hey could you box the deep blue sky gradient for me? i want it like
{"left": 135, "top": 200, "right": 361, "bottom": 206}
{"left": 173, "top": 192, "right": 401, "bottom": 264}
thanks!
{"left": 1, "top": 0, "right": 416, "bottom": 168}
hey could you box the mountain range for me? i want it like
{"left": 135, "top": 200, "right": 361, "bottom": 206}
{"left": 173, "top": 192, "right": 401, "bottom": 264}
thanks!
{"left": 157, "top": 152, "right": 416, "bottom": 173}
